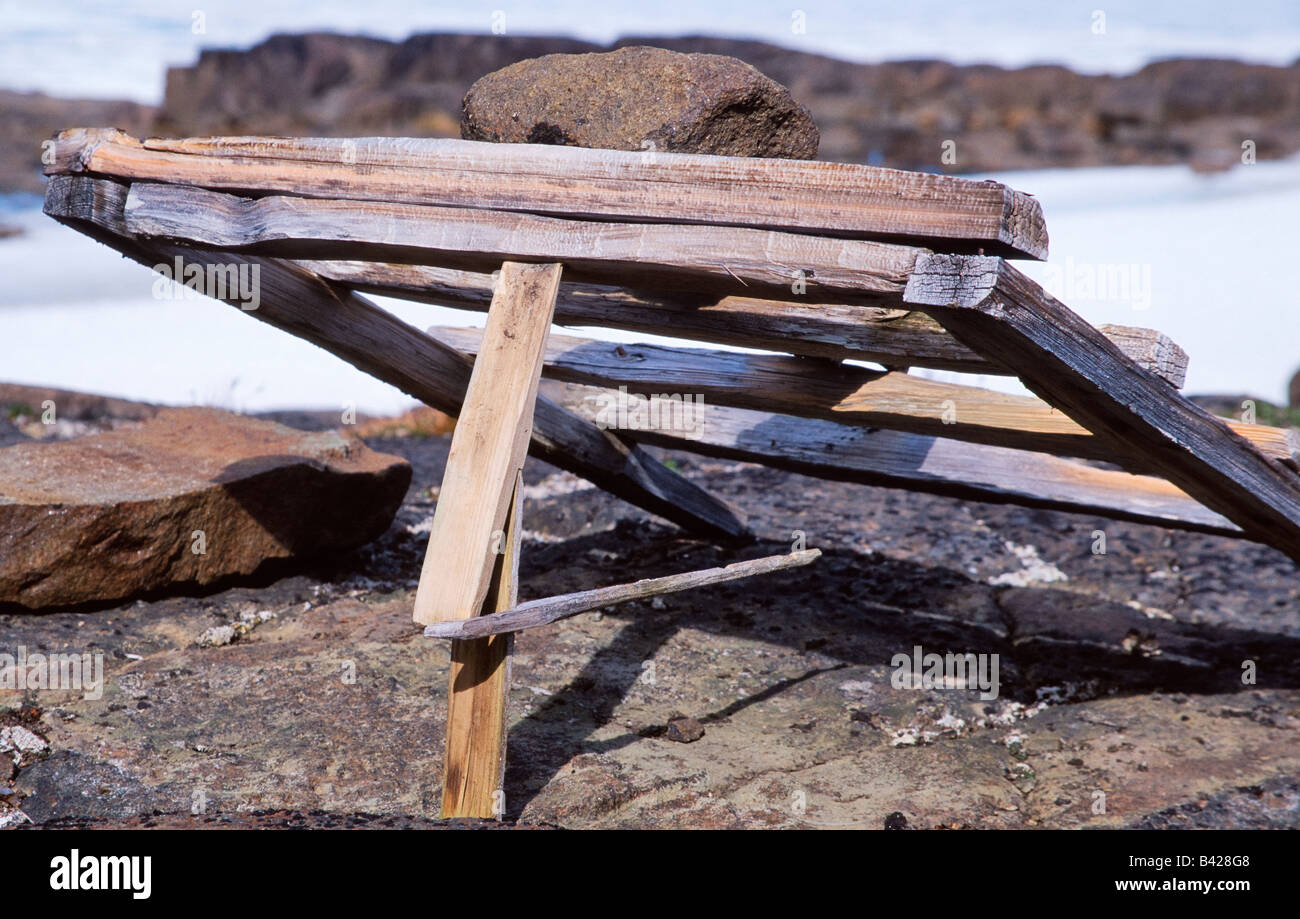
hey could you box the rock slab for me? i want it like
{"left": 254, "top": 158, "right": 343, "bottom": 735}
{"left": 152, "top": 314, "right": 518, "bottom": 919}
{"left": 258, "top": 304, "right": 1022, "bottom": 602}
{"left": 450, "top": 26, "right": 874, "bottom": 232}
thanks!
{"left": 0, "top": 407, "right": 411, "bottom": 610}
{"left": 461, "top": 45, "right": 819, "bottom": 159}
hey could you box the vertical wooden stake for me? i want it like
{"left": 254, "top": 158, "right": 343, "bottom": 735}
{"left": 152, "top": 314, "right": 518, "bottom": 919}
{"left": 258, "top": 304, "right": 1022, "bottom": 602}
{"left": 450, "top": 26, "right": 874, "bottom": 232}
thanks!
{"left": 414, "top": 261, "right": 562, "bottom": 626}
{"left": 442, "top": 472, "right": 521, "bottom": 818}
{"left": 413, "top": 258, "right": 561, "bottom": 821}
{"left": 414, "top": 260, "right": 562, "bottom": 819}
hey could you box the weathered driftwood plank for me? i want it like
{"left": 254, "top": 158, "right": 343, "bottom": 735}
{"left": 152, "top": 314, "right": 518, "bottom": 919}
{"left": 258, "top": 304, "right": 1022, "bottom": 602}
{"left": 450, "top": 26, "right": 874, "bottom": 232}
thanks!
{"left": 303, "top": 259, "right": 1189, "bottom": 387}
{"left": 430, "top": 327, "right": 1292, "bottom": 467}
{"left": 414, "top": 262, "right": 561, "bottom": 626}
{"left": 424, "top": 549, "right": 823, "bottom": 640}
{"left": 1095, "top": 324, "right": 1190, "bottom": 391}
{"left": 119, "top": 181, "right": 920, "bottom": 306}
{"left": 541, "top": 380, "right": 1244, "bottom": 539}
{"left": 903, "top": 254, "right": 1300, "bottom": 563}
{"left": 441, "top": 473, "right": 520, "bottom": 819}
{"left": 43, "top": 175, "right": 748, "bottom": 540}
{"left": 48, "top": 128, "right": 1048, "bottom": 259}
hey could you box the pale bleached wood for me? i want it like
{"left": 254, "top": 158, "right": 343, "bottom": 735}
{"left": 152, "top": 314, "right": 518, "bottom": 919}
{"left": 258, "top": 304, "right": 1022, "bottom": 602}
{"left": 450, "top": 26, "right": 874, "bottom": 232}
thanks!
{"left": 120, "top": 181, "right": 920, "bottom": 306}
{"left": 303, "top": 259, "right": 1189, "bottom": 386}
{"left": 43, "top": 175, "right": 748, "bottom": 540}
{"left": 442, "top": 472, "right": 519, "bottom": 819}
{"left": 424, "top": 549, "right": 823, "bottom": 640}
{"left": 904, "top": 254, "right": 1300, "bottom": 563}
{"left": 47, "top": 128, "right": 1048, "bottom": 258}
{"left": 429, "top": 327, "right": 1292, "bottom": 467}
{"left": 413, "top": 260, "right": 561, "bottom": 626}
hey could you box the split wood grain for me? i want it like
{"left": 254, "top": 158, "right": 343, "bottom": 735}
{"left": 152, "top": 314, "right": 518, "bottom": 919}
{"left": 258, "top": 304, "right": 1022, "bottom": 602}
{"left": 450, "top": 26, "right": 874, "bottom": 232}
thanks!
{"left": 303, "top": 259, "right": 1189, "bottom": 387}
{"left": 424, "top": 549, "right": 823, "bottom": 640}
{"left": 43, "top": 175, "right": 748, "bottom": 540}
{"left": 904, "top": 254, "right": 1300, "bottom": 563}
{"left": 541, "top": 380, "right": 1243, "bottom": 539}
{"left": 441, "top": 473, "right": 520, "bottom": 819}
{"left": 47, "top": 128, "right": 1048, "bottom": 258}
{"left": 118, "top": 181, "right": 920, "bottom": 306}
{"left": 429, "top": 327, "right": 1292, "bottom": 467}
{"left": 413, "top": 261, "right": 562, "bottom": 625}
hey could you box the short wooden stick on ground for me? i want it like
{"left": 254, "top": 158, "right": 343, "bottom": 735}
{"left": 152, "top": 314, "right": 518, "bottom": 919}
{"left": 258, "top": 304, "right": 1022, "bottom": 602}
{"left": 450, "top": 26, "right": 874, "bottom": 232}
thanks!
{"left": 425, "top": 549, "right": 822, "bottom": 640}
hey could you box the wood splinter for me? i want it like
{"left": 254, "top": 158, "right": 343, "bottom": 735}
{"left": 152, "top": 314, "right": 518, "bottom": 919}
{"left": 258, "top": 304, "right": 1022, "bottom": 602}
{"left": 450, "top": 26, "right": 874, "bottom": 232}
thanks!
{"left": 424, "top": 548, "right": 822, "bottom": 641}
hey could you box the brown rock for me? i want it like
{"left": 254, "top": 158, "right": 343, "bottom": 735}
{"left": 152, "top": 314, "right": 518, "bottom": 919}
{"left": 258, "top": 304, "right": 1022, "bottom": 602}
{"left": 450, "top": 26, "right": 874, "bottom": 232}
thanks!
{"left": 1289, "top": 368, "right": 1300, "bottom": 408}
{"left": 0, "top": 407, "right": 410, "bottom": 610}
{"left": 665, "top": 713, "right": 705, "bottom": 743}
{"left": 461, "top": 45, "right": 819, "bottom": 159}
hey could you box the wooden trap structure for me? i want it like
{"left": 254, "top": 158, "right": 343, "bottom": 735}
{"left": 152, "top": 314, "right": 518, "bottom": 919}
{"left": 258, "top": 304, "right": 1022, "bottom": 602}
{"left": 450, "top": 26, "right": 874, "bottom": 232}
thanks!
{"left": 43, "top": 128, "right": 1300, "bottom": 818}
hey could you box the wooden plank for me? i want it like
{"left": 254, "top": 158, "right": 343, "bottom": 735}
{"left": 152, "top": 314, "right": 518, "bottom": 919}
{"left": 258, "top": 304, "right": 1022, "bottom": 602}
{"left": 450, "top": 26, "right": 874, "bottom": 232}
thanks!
{"left": 303, "top": 259, "right": 1190, "bottom": 386}
{"left": 1096, "top": 324, "right": 1189, "bottom": 391}
{"left": 543, "top": 380, "right": 1244, "bottom": 539}
{"left": 43, "top": 175, "right": 749, "bottom": 540}
{"left": 414, "top": 261, "right": 562, "bottom": 626}
{"left": 430, "top": 327, "right": 1293, "bottom": 467}
{"left": 903, "top": 254, "right": 1300, "bottom": 563}
{"left": 441, "top": 473, "right": 520, "bottom": 819}
{"left": 119, "top": 181, "right": 920, "bottom": 306}
{"left": 425, "top": 549, "right": 823, "bottom": 640}
{"left": 48, "top": 128, "right": 1048, "bottom": 258}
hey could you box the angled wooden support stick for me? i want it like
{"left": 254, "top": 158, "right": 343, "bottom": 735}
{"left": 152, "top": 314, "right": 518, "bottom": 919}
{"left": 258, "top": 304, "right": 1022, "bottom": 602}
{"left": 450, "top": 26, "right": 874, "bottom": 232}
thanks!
{"left": 425, "top": 549, "right": 823, "bottom": 641}
{"left": 414, "top": 261, "right": 561, "bottom": 818}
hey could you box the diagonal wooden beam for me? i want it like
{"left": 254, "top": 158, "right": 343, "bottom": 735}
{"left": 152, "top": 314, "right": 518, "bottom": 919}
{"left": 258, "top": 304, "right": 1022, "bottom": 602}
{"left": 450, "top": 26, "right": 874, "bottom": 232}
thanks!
{"left": 903, "top": 254, "right": 1300, "bottom": 564}
{"left": 42, "top": 175, "right": 748, "bottom": 540}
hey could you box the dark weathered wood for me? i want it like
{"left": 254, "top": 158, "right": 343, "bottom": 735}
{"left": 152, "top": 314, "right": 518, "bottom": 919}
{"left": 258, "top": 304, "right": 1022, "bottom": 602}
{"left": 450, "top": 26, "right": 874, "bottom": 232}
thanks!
{"left": 48, "top": 128, "right": 1049, "bottom": 258}
{"left": 904, "top": 254, "right": 1300, "bottom": 563}
{"left": 542, "top": 380, "right": 1244, "bottom": 538}
{"left": 119, "top": 181, "right": 921, "bottom": 306}
{"left": 1095, "top": 324, "right": 1189, "bottom": 391}
{"left": 43, "top": 175, "right": 749, "bottom": 540}
{"left": 424, "top": 549, "right": 823, "bottom": 640}
{"left": 430, "top": 327, "right": 1290, "bottom": 467}
{"left": 304, "top": 259, "right": 1189, "bottom": 386}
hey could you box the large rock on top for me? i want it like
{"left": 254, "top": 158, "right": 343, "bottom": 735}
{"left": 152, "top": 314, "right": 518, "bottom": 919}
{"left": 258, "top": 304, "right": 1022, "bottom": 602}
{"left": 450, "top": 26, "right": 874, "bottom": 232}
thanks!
{"left": 0, "top": 408, "right": 410, "bottom": 610}
{"left": 461, "top": 45, "right": 819, "bottom": 159}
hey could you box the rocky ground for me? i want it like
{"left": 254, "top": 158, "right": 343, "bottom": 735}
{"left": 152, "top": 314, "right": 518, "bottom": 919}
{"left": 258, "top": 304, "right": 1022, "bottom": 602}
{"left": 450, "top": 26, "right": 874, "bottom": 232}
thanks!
{"left": 3, "top": 395, "right": 1298, "bottom": 830}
